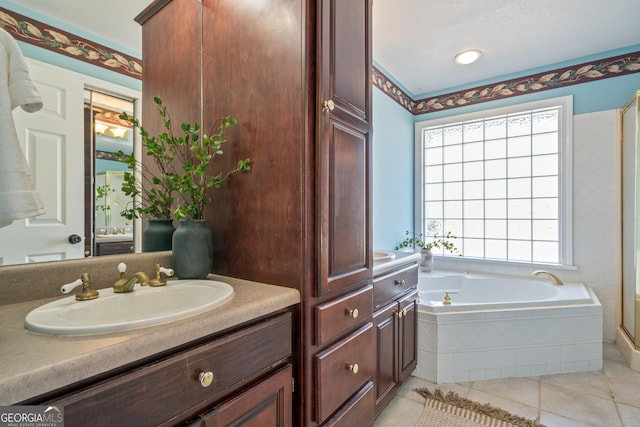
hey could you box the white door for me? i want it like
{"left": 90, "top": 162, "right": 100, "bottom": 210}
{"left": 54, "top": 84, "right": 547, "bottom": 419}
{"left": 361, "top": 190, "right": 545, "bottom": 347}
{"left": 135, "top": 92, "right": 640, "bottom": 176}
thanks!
{"left": 0, "top": 59, "right": 85, "bottom": 265}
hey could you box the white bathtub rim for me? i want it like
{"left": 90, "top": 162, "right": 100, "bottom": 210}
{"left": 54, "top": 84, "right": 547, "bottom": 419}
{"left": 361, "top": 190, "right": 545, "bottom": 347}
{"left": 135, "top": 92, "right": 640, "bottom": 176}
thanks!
{"left": 418, "top": 271, "right": 601, "bottom": 313}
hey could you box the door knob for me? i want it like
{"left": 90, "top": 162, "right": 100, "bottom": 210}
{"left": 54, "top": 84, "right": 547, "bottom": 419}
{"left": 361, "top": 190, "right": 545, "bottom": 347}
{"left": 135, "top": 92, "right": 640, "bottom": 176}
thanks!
{"left": 68, "top": 234, "right": 82, "bottom": 244}
{"left": 322, "top": 99, "right": 335, "bottom": 112}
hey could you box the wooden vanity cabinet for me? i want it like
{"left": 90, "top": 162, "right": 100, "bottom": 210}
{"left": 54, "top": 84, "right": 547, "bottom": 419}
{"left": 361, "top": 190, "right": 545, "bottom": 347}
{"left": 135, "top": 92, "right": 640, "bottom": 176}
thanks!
{"left": 94, "top": 240, "right": 133, "bottom": 256}
{"left": 46, "top": 313, "right": 293, "bottom": 427}
{"left": 373, "top": 265, "right": 418, "bottom": 417}
{"left": 136, "top": 0, "right": 372, "bottom": 424}
{"left": 196, "top": 364, "right": 292, "bottom": 427}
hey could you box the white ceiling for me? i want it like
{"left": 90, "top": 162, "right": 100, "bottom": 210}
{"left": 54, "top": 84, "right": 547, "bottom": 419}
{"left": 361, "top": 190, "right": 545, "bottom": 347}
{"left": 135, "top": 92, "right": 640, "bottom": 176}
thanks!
{"left": 16, "top": 0, "right": 640, "bottom": 97}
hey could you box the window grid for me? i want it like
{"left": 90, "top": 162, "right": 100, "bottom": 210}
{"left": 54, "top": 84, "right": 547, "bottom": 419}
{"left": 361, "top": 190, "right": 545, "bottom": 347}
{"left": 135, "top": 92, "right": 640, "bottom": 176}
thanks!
{"left": 423, "top": 107, "right": 560, "bottom": 263}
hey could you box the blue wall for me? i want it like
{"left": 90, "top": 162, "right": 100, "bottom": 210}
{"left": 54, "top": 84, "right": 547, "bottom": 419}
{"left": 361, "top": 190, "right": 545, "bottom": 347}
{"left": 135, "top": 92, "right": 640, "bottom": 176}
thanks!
{"left": 372, "top": 88, "right": 415, "bottom": 249}
{"left": 373, "top": 45, "right": 640, "bottom": 250}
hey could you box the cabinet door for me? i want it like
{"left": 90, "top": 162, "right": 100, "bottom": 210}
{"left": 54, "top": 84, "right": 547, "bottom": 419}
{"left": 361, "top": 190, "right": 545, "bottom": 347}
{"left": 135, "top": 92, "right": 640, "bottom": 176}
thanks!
{"left": 398, "top": 291, "right": 418, "bottom": 383}
{"left": 318, "top": 0, "right": 373, "bottom": 296}
{"left": 199, "top": 364, "right": 292, "bottom": 427}
{"left": 373, "top": 302, "right": 398, "bottom": 415}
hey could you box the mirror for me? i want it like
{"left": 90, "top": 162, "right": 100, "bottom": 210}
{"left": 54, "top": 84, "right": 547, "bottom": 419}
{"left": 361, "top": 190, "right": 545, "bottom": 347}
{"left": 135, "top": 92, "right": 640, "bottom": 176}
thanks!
{"left": 87, "top": 90, "right": 136, "bottom": 257}
{"left": 0, "top": 56, "right": 141, "bottom": 266}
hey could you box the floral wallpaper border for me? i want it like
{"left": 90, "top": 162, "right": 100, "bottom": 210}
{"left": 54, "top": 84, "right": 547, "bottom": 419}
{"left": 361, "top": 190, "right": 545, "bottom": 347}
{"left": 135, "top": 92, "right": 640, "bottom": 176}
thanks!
{"left": 374, "top": 51, "right": 640, "bottom": 115}
{"left": 0, "top": 7, "right": 142, "bottom": 79}
{"left": 2, "top": 6, "right": 638, "bottom": 110}
{"left": 372, "top": 66, "right": 415, "bottom": 112}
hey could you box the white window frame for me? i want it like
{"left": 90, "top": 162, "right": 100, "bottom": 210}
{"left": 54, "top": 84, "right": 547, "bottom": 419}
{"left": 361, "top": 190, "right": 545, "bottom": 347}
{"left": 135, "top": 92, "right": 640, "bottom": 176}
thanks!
{"left": 414, "top": 95, "right": 573, "bottom": 267}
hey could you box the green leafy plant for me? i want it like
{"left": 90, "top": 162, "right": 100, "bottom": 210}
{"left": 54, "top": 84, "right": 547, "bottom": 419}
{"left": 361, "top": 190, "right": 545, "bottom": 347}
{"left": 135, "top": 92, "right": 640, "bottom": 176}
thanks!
{"left": 118, "top": 96, "right": 251, "bottom": 221}
{"left": 116, "top": 108, "right": 177, "bottom": 220}
{"left": 95, "top": 184, "right": 115, "bottom": 212}
{"left": 395, "top": 230, "right": 460, "bottom": 254}
{"left": 169, "top": 118, "right": 251, "bottom": 220}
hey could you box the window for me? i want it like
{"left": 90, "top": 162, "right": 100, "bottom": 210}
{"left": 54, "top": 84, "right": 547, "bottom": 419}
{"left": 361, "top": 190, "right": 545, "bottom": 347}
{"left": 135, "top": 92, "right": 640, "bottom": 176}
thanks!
{"left": 415, "top": 96, "right": 573, "bottom": 265}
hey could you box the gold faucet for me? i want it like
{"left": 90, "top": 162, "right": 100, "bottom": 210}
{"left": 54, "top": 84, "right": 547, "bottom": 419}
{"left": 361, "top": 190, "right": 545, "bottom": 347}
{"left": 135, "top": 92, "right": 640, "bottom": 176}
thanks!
{"left": 61, "top": 273, "right": 99, "bottom": 301}
{"left": 146, "top": 264, "right": 175, "bottom": 287}
{"left": 443, "top": 291, "right": 452, "bottom": 305}
{"left": 532, "top": 270, "right": 564, "bottom": 285}
{"left": 113, "top": 262, "right": 151, "bottom": 293}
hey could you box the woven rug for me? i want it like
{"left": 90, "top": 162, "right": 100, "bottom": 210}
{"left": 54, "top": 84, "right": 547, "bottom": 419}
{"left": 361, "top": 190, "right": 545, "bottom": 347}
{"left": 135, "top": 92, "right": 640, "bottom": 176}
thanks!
{"left": 415, "top": 388, "right": 546, "bottom": 427}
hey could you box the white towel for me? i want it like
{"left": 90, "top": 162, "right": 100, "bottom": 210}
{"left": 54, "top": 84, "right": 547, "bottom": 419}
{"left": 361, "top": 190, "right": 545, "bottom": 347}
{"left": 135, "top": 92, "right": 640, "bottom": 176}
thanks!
{"left": 0, "top": 28, "right": 45, "bottom": 228}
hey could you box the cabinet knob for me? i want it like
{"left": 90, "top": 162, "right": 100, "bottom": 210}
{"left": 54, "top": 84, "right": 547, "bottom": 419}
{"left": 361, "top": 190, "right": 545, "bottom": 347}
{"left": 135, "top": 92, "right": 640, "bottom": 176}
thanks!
{"left": 394, "top": 279, "right": 406, "bottom": 286}
{"left": 346, "top": 308, "right": 359, "bottom": 319}
{"left": 346, "top": 363, "right": 359, "bottom": 375}
{"left": 198, "top": 371, "right": 214, "bottom": 388}
{"left": 322, "top": 99, "right": 335, "bottom": 112}
{"left": 397, "top": 310, "right": 404, "bottom": 318}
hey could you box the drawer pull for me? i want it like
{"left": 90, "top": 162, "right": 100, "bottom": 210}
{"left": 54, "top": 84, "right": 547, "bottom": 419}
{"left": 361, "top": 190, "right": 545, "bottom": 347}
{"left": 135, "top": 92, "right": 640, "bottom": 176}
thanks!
{"left": 346, "top": 308, "right": 359, "bottom": 319}
{"left": 198, "top": 371, "right": 214, "bottom": 388}
{"left": 346, "top": 363, "right": 359, "bottom": 375}
{"left": 394, "top": 279, "right": 406, "bottom": 286}
{"left": 397, "top": 310, "right": 404, "bottom": 318}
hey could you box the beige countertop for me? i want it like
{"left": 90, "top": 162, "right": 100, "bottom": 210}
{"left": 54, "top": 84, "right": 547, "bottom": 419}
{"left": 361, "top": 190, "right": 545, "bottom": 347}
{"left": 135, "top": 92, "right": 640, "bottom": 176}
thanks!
{"left": 0, "top": 275, "right": 300, "bottom": 405}
{"left": 373, "top": 250, "right": 421, "bottom": 277}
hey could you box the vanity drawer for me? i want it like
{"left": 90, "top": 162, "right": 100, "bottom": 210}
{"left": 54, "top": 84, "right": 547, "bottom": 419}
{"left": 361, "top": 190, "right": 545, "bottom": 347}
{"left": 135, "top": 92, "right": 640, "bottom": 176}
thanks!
{"left": 314, "top": 322, "right": 374, "bottom": 423}
{"left": 54, "top": 313, "right": 292, "bottom": 427}
{"left": 373, "top": 264, "right": 418, "bottom": 308}
{"left": 323, "top": 381, "right": 374, "bottom": 427}
{"left": 315, "top": 285, "right": 373, "bottom": 346}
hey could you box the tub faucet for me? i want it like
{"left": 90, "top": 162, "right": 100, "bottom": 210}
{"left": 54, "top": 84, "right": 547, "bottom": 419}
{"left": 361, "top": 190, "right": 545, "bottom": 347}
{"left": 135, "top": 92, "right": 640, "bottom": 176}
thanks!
{"left": 532, "top": 270, "right": 563, "bottom": 285}
{"left": 113, "top": 262, "right": 151, "bottom": 293}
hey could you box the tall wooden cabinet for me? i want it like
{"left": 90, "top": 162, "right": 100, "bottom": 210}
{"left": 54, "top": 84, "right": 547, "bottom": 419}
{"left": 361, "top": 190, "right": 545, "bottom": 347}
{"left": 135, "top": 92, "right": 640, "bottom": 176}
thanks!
{"left": 136, "top": 0, "right": 373, "bottom": 425}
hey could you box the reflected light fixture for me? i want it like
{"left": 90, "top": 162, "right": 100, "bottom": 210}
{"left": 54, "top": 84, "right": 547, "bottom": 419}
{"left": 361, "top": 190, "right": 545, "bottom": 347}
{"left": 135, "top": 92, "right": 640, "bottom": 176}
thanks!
{"left": 94, "top": 120, "right": 129, "bottom": 139}
{"left": 454, "top": 49, "right": 482, "bottom": 65}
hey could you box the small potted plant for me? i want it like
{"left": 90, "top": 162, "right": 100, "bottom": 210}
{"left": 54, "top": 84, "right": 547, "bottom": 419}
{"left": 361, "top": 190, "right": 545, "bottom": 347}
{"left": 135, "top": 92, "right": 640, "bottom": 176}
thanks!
{"left": 396, "top": 230, "right": 459, "bottom": 272}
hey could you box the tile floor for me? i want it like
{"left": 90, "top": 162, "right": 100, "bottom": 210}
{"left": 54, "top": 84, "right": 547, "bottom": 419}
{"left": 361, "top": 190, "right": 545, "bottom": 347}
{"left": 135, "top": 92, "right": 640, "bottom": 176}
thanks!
{"left": 375, "top": 343, "right": 640, "bottom": 427}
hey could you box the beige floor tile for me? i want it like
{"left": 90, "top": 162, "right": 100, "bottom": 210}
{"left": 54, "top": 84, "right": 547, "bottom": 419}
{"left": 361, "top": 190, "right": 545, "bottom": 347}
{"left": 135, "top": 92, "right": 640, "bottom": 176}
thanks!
{"left": 540, "top": 383, "right": 622, "bottom": 427}
{"left": 617, "top": 402, "right": 640, "bottom": 427}
{"left": 539, "top": 411, "right": 595, "bottom": 427}
{"left": 373, "top": 396, "right": 424, "bottom": 427}
{"left": 541, "top": 370, "right": 612, "bottom": 400}
{"left": 466, "top": 389, "right": 539, "bottom": 421}
{"left": 609, "top": 376, "right": 640, "bottom": 409}
{"left": 604, "top": 358, "right": 640, "bottom": 383}
{"left": 400, "top": 375, "right": 472, "bottom": 401}
{"left": 396, "top": 376, "right": 437, "bottom": 405}
{"left": 603, "top": 342, "right": 625, "bottom": 361}
{"left": 471, "top": 376, "right": 540, "bottom": 408}
{"left": 378, "top": 347, "right": 640, "bottom": 426}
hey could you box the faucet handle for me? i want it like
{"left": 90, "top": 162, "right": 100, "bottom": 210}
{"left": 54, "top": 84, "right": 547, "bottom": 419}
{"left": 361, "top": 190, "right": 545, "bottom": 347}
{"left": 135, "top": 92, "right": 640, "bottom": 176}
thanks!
{"left": 118, "top": 262, "right": 127, "bottom": 274}
{"left": 147, "top": 264, "right": 174, "bottom": 287}
{"left": 159, "top": 265, "right": 174, "bottom": 277}
{"left": 61, "top": 273, "right": 99, "bottom": 301}
{"left": 61, "top": 278, "right": 83, "bottom": 294}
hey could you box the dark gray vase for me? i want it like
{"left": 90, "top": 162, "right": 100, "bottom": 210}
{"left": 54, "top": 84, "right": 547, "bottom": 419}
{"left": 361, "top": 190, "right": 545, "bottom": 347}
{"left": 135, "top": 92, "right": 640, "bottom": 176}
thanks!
{"left": 172, "top": 219, "right": 212, "bottom": 279}
{"left": 142, "top": 219, "right": 175, "bottom": 252}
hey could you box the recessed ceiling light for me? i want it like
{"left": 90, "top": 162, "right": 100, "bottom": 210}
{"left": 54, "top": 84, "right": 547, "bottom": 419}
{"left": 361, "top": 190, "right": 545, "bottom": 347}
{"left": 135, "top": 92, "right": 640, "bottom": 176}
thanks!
{"left": 455, "top": 49, "right": 482, "bottom": 65}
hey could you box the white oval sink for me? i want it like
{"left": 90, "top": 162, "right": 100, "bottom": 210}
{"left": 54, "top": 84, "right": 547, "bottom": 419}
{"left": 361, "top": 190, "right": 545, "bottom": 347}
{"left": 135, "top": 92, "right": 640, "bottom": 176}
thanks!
{"left": 24, "top": 280, "right": 234, "bottom": 335}
{"left": 373, "top": 250, "right": 396, "bottom": 264}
